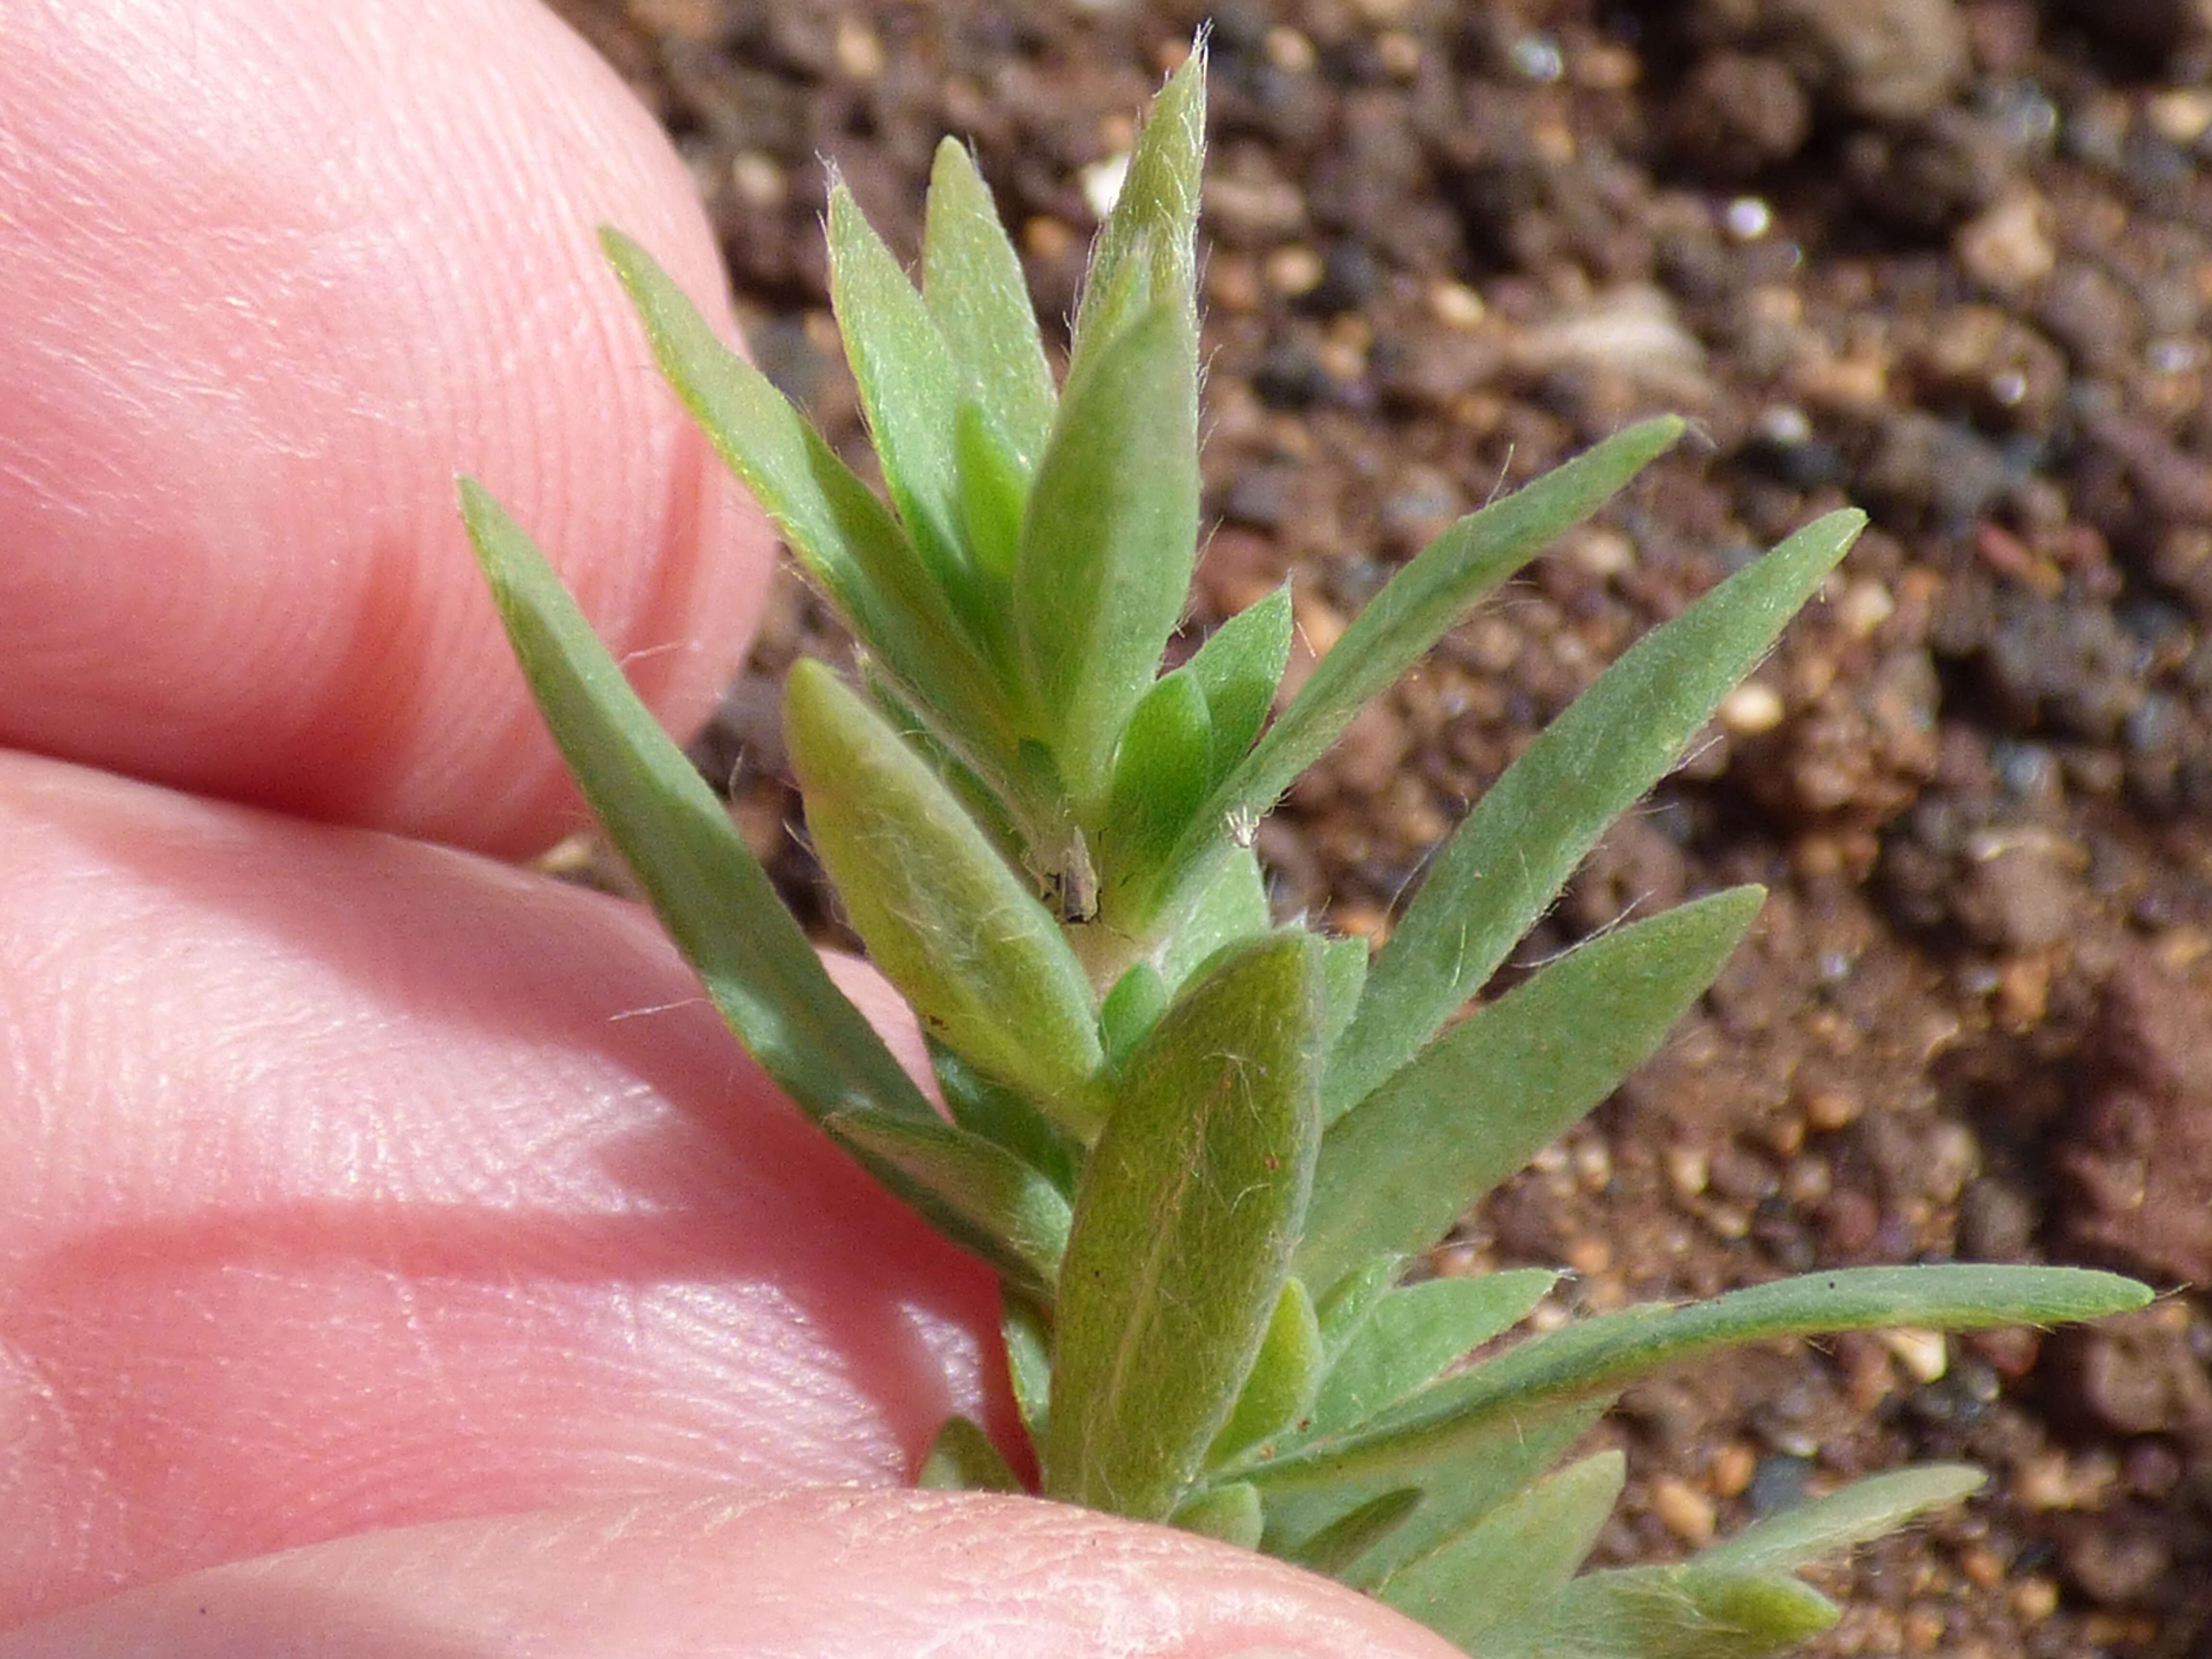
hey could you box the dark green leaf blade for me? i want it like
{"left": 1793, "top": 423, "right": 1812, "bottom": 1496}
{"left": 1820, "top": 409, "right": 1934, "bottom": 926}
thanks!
{"left": 1182, "top": 584, "right": 1294, "bottom": 781}
{"left": 917, "top": 1415, "right": 1022, "bottom": 1492}
{"left": 1308, "top": 1270, "right": 1559, "bottom": 1439}
{"left": 930, "top": 1038, "right": 1082, "bottom": 1196}
{"left": 1169, "top": 418, "right": 1683, "bottom": 912}
{"left": 1102, "top": 668, "right": 1213, "bottom": 875}
{"left": 456, "top": 481, "right": 931, "bottom": 1130}
{"left": 1298, "top": 887, "right": 1766, "bottom": 1296}
{"left": 598, "top": 229, "right": 1010, "bottom": 751}
{"left": 784, "top": 659, "right": 1106, "bottom": 1138}
{"left": 1044, "top": 933, "right": 1322, "bottom": 1521}
{"left": 1325, "top": 505, "right": 1864, "bottom": 1122}
{"left": 924, "top": 138, "right": 1056, "bottom": 469}
{"left": 1377, "top": 1450, "right": 1624, "bottom": 1649}
{"left": 1004, "top": 1291, "right": 1053, "bottom": 1445}
{"left": 823, "top": 1108, "right": 1071, "bottom": 1299}
{"left": 1017, "top": 300, "right": 1200, "bottom": 806}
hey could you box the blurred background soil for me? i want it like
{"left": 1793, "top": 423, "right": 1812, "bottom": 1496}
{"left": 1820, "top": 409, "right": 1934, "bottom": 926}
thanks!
{"left": 546, "top": 1, "right": 2212, "bottom": 1652}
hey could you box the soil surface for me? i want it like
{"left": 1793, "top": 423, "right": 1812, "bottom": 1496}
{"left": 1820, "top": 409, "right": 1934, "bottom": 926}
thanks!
{"left": 548, "top": 2, "right": 2212, "bottom": 1652}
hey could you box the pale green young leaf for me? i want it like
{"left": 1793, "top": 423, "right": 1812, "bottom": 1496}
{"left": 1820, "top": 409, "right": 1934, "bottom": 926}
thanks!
{"left": 928, "top": 1038, "right": 1082, "bottom": 1196}
{"left": 1208, "top": 1276, "right": 1324, "bottom": 1464}
{"left": 1016, "top": 299, "right": 1200, "bottom": 805}
{"left": 1172, "top": 1482, "right": 1265, "bottom": 1550}
{"left": 823, "top": 1108, "right": 1071, "bottom": 1300}
{"left": 924, "top": 138, "right": 1056, "bottom": 468}
{"left": 1308, "top": 1270, "right": 1559, "bottom": 1440}
{"left": 784, "top": 659, "right": 1106, "bottom": 1138}
{"left": 598, "top": 230, "right": 1010, "bottom": 749}
{"left": 1182, "top": 583, "right": 1294, "bottom": 781}
{"left": 1069, "top": 41, "right": 1204, "bottom": 372}
{"left": 1137, "top": 420, "right": 1682, "bottom": 926}
{"left": 456, "top": 482, "right": 929, "bottom": 1130}
{"left": 1102, "top": 667, "right": 1213, "bottom": 875}
{"left": 1377, "top": 1450, "right": 1624, "bottom": 1649}
{"left": 826, "top": 180, "right": 975, "bottom": 613}
{"left": 953, "top": 399, "right": 1028, "bottom": 585}
{"left": 1696, "top": 1466, "right": 1985, "bottom": 1576}
{"left": 1098, "top": 961, "right": 1168, "bottom": 1066}
{"left": 1044, "top": 933, "right": 1322, "bottom": 1520}
{"left": 1156, "top": 841, "right": 1269, "bottom": 973}
{"left": 1484, "top": 1564, "right": 1838, "bottom": 1659}
{"left": 1298, "top": 888, "right": 1766, "bottom": 1296}
{"left": 1250, "top": 1265, "right": 2152, "bottom": 1485}
{"left": 1324, "top": 506, "right": 1866, "bottom": 1122}
{"left": 917, "top": 1415, "right": 1022, "bottom": 1492}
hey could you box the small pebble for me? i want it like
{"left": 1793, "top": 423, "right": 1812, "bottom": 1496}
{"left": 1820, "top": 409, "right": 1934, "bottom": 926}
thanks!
{"left": 1650, "top": 1477, "right": 1717, "bottom": 1546}
{"left": 1880, "top": 1326, "right": 1951, "bottom": 1384}
{"left": 1719, "top": 682, "right": 1786, "bottom": 736}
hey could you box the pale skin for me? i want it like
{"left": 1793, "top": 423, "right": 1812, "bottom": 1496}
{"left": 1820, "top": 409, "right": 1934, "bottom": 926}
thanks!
{"left": 0, "top": 2, "right": 1463, "bottom": 1654}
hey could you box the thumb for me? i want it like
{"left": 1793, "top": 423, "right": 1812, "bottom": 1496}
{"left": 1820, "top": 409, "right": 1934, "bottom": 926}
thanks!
{"left": 0, "top": 1488, "right": 1464, "bottom": 1659}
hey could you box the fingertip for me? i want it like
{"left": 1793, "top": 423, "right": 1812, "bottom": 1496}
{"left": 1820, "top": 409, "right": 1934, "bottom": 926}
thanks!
{"left": 0, "top": 0, "right": 769, "bottom": 853}
{"left": 0, "top": 1491, "right": 1465, "bottom": 1659}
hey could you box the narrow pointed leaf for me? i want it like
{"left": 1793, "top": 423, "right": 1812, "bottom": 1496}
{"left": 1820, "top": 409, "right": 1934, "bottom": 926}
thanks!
{"left": 1103, "top": 667, "right": 1213, "bottom": 873}
{"left": 1209, "top": 1277, "right": 1324, "bottom": 1463}
{"left": 457, "top": 482, "right": 930, "bottom": 1131}
{"left": 1318, "top": 934, "right": 1369, "bottom": 1055}
{"left": 1313, "top": 1256, "right": 1404, "bottom": 1360}
{"left": 1309, "top": 1270, "right": 1559, "bottom": 1439}
{"left": 1017, "top": 300, "right": 1199, "bottom": 804}
{"left": 1164, "top": 418, "right": 1683, "bottom": 915}
{"left": 1283, "top": 1487, "right": 1423, "bottom": 1579}
{"left": 1299, "top": 888, "right": 1766, "bottom": 1295}
{"left": 1326, "top": 505, "right": 1865, "bottom": 1121}
{"left": 1252, "top": 1265, "right": 2152, "bottom": 1484}
{"left": 1045, "top": 934, "right": 1322, "bottom": 1520}
{"left": 1485, "top": 1564, "right": 1837, "bottom": 1659}
{"left": 1070, "top": 41, "right": 1204, "bottom": 371}
{"left": 1697, "top": 1465, "right": 1985, "bottom": 1575}
{"left": 599, "top": 230, "right": 1009, "bottom": 748}
{"left": 1173, "top": 1481, "right": 1265, "bottom": 1549}
{"left": 823, "top": 1108, "right": 1071, "bottom": 1299}
{"left": 1255, "top": 1396, "right": 1611, "bottom": 1589}
{"left": 1378, "top": 1451, "right": 1624, "bottom": 1648}
{"left": 924, "top": 138, "right": 1056, "bottom": 467}
{"left": 917, "top": 1415, "right": 1022, "bottom": 1492}
{"left": 826, "top": 181, "right": 974, "bottom": 610}
{"left": 1183, "top": 583, "right": 1294, "bottom": 781}
{"left": 785, "top": 659, "right": 1106, "bottom": 1137}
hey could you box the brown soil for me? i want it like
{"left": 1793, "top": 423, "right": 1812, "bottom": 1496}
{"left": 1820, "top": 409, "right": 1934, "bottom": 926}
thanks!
{"left": 549, "top": 2, "right": 2212, "bottom": 1653}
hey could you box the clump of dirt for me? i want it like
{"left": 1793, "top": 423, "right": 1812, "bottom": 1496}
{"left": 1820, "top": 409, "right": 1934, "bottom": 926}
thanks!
{"left": 553, "top": 1, "right": 2212, "bottom": 1650}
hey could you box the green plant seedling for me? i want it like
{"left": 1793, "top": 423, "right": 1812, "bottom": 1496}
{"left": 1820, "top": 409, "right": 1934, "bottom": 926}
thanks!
{"left": 461, "top": 40, "right": 2152, "bottom": 1657}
